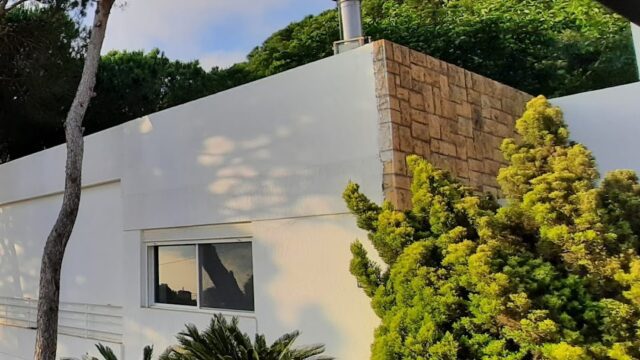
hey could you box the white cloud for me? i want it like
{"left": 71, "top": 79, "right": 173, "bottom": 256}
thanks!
{"left": 198, "top": 50, "right": 248, "bottom": 69}
{"left": 100, "top": 0, "right": 333, "bottom": 68}
{"left": 103, "top": 0, "right": 292, "bottom": 61}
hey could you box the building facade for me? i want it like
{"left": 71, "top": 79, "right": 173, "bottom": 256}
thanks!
{"left": 0, "top": 41, "right": 635, "bottom": 359}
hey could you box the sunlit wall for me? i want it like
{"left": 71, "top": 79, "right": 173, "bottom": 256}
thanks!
{"left": 0, "top": 44, "right": 382, "bottom": 359}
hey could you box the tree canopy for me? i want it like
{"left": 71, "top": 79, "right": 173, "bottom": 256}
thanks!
{"left": 0, "top": 11, "right": 255, "bottom": 161}
{"left": 0, "top": 0, "right": 636, "bottom": 162}
{"left": 85, "top": 50, "right": 255, "bottom": 134}
{"left": 0, "top": 6, "right": 83, "bottom": 161}
{"left": 345, "top": 96, "right": 640, "bottom": 359}
{"left": 250, "top": 0, "right": 636, "bottom": 97}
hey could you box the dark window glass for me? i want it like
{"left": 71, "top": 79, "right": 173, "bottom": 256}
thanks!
{"left": 155, "top": 245, "right": 197, "bottom": 306}
{"left": 199, "top": 242, "right": 254, "bottom": 311}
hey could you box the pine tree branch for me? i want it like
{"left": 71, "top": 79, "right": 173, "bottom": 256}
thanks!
{"left": 5, "top": 0, "right": 29, "bottom": 12}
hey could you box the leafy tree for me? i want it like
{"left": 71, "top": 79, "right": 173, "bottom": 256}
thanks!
{"left": 366, "top": 0, "right": 637, "bottom": 96}
{"left": 246, "top": 10, "right": 339, "bottom": 78}
{"left": 247, "top": 0, "right": 636, "bottom": 97}
{"left": 0, "top": 42, "right": 255, "bottom": 162}
{"left": 3, "top": 0, "right": 636, "bottom": 163}
{"left": 0, "top": 7, "right": 83, "bottom": 161}
{"left": 92, "top": 314, "right": 332, "bottom": 360}
{"left": 0, "top": 0, "right": 91, "bottom": 19}
{"left": 344, "top": 96, "right": 640, "bottom": 359}
{"left": 85, "top": 50, "right": 255, "bottom": 134}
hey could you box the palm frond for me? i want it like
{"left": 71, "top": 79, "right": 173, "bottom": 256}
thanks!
{"left": 95, "top": 344, "right": 118, "bottom": 360}
{"left": 143, "top": 345, "right": 154, "bottom": 360}
{"left": 148, "top": 314, "right": 331, "bottom": 360}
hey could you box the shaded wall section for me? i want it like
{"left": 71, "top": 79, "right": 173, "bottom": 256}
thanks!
{"left": 373, "top": 40, "right": 531, "bottom": 209}
{"left": 552, "top": 81, "right": 640, "bottom": 176}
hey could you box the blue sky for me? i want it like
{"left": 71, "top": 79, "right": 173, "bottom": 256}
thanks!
{"left": 102, "top": 0, "right": 334, "bottom": 69}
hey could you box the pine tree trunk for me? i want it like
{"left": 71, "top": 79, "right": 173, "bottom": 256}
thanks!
{"left": 33, "top": 1, "right": 114, "bottom": 359}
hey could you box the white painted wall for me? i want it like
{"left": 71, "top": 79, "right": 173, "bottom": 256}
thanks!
{"left": 0, "top": 44, "right": 382, "bottom": 359}
{"left": 552, "top": 81, "right": 640, "bottom": 176}
{"left": 0, "top": 182, "right": 124, "bottom": 303}
{"left": 0, "top": 182, "right": 124, "bottom": 359}
{"left": 120, "top": 43, "right": 381, "bottom": 230}
{"left": 632, "top": 24, "right": 640, "bottom": 76}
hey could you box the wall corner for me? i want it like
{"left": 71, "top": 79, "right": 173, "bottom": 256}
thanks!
{"left": 373, "top": 40, "right": 532, "bottom": 210}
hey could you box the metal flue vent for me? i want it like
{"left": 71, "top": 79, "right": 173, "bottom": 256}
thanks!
{"left": 333, "top": 0, "right": 369, "bottom": 54}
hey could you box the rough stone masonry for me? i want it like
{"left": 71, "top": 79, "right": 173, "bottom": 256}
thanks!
{"left": 373, "top": 40, "right": 532, "bottom": 210}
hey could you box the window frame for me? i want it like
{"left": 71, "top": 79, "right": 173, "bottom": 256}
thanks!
{"left": 144, "top": 237, "right": 254, "bottom": 315}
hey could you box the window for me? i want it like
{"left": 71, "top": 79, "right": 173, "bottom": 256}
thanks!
{"left": 155, "top": 245, "right": 197, "bottom": 306}
{"left": 151, "top": 241, "right": 254, "bottom": 312}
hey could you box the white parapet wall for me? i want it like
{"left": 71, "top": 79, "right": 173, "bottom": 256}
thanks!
{"left": 552, "top": 81, "right": 640, "bottom": 176}
{"left": 0, "top": 44, "right": 382, "bottom": 359}
{"left": 632, "top": 24, "right": 640, "bottom": 77}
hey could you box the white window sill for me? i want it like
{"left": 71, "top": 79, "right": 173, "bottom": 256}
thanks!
{"left": 144, "top": 303, "right": 256, "bottom": 319}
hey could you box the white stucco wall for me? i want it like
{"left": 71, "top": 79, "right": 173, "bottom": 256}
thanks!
{"left": 552, "top": 81, "right": 640, "bottom": 176}
{"left": 632, "top": 24, "right": 640, "bottom": 76}
{"left": 121, "top": 44, "right": 382, "bottom": 230}
{"left": 0, "top": 182, "right": 124, "bottom": 303}
{"left": 0, "top": 44, "right": 382, "bottom": 359}
{"left": 0, "top": 182, "right": 124, "bottom": 360}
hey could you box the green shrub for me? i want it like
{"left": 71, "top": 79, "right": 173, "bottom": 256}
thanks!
{"left": 344, "top": 96, "right": 640, "bottom": 359}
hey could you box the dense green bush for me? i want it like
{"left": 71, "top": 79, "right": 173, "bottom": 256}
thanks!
{"left": 344, "top": 96, "right": 640, "bottom": 359}
{"left": 91, "top": 314, "right": 331, "bottom": 360}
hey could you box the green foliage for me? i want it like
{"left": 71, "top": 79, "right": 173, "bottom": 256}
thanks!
{"left": 160, "top": 314, "right": 331, "bottom": 360}
{"left": 85, "top": 49, "right": 256, "bottom": 135}
{"left": 92, "top": 315, "right": 331, "bottom": 360}
{"left": 90, "top": 344, "right": 153, "bottom": 360}
{"left": 0, "top": 38, "right": 255, "bottom": 162}
{"left": 368, "top": 0, "right": 636, "bottom": 96}
{"left": 246, "top": 11, "right": 339, "bottom": 78}
{"left": 249, "top": 0, "right": 636, "bottom": 97}
{"left": 2, "top": 0, "right": 636, "bottom": 163}
{"left": 345, "top": 96, "right": 640, "bottom": 359}
{"left": 95, "top": 344, "right": 119, "bottom": 360}
{"left": 0, "top": 7, "right": 83, "bottom": 161}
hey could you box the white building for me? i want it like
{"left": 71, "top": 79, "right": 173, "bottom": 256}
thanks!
{"left": 0, "top": 39, "right": 638, "bottom": 360}
{"left": 0, "top": 43, "right": 384, "bottom": 360}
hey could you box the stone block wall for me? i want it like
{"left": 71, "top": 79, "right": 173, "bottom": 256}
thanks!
{"left": 373, "top": 40, "right": 532, "bottom": 209}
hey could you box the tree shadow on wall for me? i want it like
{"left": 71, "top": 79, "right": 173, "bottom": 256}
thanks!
{"left": 200, "top": 245, "right": 254, "bottom": 312}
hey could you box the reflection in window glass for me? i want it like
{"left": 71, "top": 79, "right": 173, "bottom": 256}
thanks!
{"left": 199, "top": 242, "right": 254, "bottom": 311}
{"left": 155, "top": 245, "right": 197, "bottom": 306}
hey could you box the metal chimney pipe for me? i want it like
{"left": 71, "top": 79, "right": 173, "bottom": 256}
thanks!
{"left": 332, "top": 0, "right": 367, "bottom": 54}
{"left": 336, "top": 0, "right": 363, "bottom": 40}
